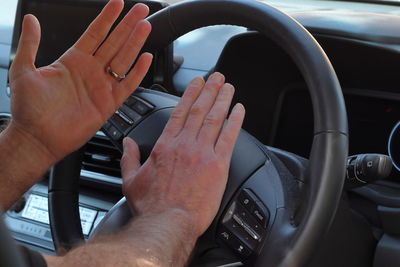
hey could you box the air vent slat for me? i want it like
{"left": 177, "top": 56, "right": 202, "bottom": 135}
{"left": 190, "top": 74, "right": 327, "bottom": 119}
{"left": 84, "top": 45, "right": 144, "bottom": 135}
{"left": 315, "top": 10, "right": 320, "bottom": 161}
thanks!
{"left": 82, "top": 133, "right": 122, "bottom": 178}
{"left": 82, "top": 162, "right": 120, "bottom": 173}
{"left": 87, "top": 141, "right": 116, "bottom": 150}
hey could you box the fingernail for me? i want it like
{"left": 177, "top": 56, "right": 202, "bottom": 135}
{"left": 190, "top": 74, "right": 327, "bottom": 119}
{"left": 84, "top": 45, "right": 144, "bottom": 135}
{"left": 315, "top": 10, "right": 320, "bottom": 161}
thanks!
{"left": 191, "top": 77, "right": 204, "bottom": 87}
{"left": 209, "top": 72, "right": 224, "bottom": 83}
{"left": 223, "top": 83, "right": 235, "bottom": 94}
{"left": 233, "top": 103, "right": 245, "bottom": 113}
{"left": 144, "top": 52, "right": 153, "bottom": 61}
{"left": 123, "top": 137, "right": 129, "bottom": 149}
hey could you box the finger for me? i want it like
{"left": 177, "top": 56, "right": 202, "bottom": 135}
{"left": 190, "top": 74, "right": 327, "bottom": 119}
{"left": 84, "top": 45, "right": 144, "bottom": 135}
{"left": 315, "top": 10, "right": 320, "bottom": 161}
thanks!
{"left": 197, "top": 83, "right": 235, "bottom": 144}
{"left": 161, "top": 77, "right": 204, "bottom": 138}
{"left": 74, "top": 0, "right": 124, "bottom": 54}
{"left": 10, "top": 14, "right": 41, "bottom": 78}
{"left": 180, "top": 72, "right": 225, "bottom": 137}
{"left": 108, "top": 19, "right": 151, "bottom": 76}
{"left": 121, "top": 137, "right": 142, "bottom": 182}
{"left": 114, "top": 52, "right": 153, "bottom": 105}
{"left": 215, "top": 103, "right": 245, "bottom": 158}
{"left": 95, "top": 3, "right": 149, "bottom": 64}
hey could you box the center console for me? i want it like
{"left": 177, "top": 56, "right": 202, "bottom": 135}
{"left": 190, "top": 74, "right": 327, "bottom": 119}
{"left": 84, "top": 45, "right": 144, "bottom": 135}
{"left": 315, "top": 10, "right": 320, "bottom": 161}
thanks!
{"left": 5, "top": 182, "right": 120, "bottom": 254}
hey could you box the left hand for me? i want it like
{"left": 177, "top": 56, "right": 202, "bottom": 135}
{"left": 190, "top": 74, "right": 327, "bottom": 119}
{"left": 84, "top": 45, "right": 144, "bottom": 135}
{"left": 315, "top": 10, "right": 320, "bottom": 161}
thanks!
{"left": 121, "top": 73, "right": 245, "bottom": 237}
{"left": 8, "top": 0, "right": 152, "bottom": 163}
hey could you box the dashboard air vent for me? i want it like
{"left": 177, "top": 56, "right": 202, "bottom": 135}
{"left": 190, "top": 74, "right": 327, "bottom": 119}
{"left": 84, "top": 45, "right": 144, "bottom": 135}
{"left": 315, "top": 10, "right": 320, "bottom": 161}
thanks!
{"left": 0, "top": 113, "right": 11, "bottom": 134}
{"left": 82, "top": 132, "right": 122, "bottom": 178}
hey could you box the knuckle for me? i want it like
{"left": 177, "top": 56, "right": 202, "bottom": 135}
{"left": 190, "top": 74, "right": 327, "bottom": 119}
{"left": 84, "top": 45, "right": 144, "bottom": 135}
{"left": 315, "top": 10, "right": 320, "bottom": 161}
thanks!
{"left": 218, "top": 134, "right": 234, "bottom": 149}
{"left": 222, "top": 135, "right": 234, "bottom": 145}
{"left": 206, "top": 158, "right": 225, "bottom": 173}
{"left": 150, "top": 149, "right": 160, "bottom": 162}
{"left": 183, "top": 86, "right": 198, "bottom": 99}
{"left": 151, "top": 141, "right": 167, "bottom": 160}
{"left": 187, "top": 81, "right": 202, "bottom": 91}
{"left": 203, "top": 114, "right": 220, "bottom": 127}
{"left": 121, "top": 20, "right": 132, "bottom": 31}
{"left": 189, "top": 105, "right": 203, "bottom": 116}
{"left": 170, "top": 108, "right": 185, "bottom": 121}
{"left": 185, "top": 150, "right": 202, "bottom": 165}
{"left": 175, "top": 141, "right": 200, "bottom": 162}
{"left": 126, "top": 38, "right": 141, "bottom": 51}
{"left": 86, "top": 29, "right": 100, "bottom": 44}
{"left": 206, "top": 82, "right": 221, "bottom": 91}
{"left": 177, "top": 141, "right": 191, "bottom": 154}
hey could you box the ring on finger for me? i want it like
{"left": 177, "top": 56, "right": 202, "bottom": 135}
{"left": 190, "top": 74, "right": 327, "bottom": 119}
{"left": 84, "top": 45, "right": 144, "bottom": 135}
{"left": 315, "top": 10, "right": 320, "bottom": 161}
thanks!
{"left": 106, "top": 66, "right": 126, "bottom": 82}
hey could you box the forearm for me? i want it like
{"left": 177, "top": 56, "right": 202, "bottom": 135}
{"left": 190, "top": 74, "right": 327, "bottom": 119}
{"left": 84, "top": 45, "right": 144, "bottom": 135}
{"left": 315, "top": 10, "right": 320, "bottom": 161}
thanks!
{"left": 45, "top": 209, "right": 198, "bottom": 267}
{"left": 0, "top": 122, "right": 56, "bottom": 210}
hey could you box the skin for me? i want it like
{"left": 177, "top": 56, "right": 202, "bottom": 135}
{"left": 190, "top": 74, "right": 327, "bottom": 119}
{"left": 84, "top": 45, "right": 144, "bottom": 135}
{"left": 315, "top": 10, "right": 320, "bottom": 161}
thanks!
{"left": 1, "top": 0, "right": 152, "bottom": 209}
{"left": 0, "top": 0, "right": 245, "bottom": 266}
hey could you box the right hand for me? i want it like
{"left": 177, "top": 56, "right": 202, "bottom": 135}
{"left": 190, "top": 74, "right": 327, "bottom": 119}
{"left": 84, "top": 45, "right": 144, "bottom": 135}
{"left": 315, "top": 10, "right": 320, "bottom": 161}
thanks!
{"left": 8, "top": 0, "right": 152, "bottom": 165}
{"left": 121, "top": 72, "right": 245, "bottom": 237}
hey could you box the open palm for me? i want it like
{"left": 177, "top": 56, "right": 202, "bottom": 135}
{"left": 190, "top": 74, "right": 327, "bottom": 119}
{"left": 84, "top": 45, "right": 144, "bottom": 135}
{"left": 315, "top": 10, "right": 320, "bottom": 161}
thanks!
{"left": 8, "top": 0, "right": 152, "bottom": 161}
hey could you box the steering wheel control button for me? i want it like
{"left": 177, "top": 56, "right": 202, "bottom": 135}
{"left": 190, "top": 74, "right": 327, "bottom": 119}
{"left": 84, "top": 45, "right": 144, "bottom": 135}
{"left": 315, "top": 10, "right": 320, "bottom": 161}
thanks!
{"left": 236, "top": 189, "right": 270, "bottom": 229}
{"left": 238, "top": 189, "right": 255, "bottom": 211}
{"left": 218, "top": 227, "right": 252, "bottom": 258}
{"left": 120, "top": 105, "right": 142, "bottom": 123}
{"left": 252, "top": 202, "right": 269, "bottom": 228}
{"left": 111, "top": 114, "right": 130, "bottom": 133}
{"left": 233, "top": 241, "right": 251, "bottom": 258}
{"left": 115, "top": 110, "right": 134, "bottom": 125}
{"left": 124, "top": 96, "right": 137, "bottom": 107}
{"left": 233, "top": 214, "right": 260, "bottom": 241}
{"left": 102, "top": 121, "right": 112, "bottom": 131}
{"left": 106, "top": 125, "right": 122, "bottom": 141}
{"left": 224, "top": 217, "right": 258, "bottom": 249}
{"left": 220, "top": 201, "right": 267, "bottom": 255}
{"left": 131, "top": 98, "right": 154, "bottom": 115}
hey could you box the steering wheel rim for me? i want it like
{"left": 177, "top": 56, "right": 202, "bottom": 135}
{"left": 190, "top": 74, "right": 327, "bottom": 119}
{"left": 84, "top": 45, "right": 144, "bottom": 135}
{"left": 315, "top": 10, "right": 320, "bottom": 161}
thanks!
{"left": 49, "top": 0, "right": 349, "bottom": 266}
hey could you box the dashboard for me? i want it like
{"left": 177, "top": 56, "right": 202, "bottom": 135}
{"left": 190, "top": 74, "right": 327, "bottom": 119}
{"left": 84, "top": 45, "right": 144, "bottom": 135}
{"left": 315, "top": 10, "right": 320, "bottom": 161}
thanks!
{"left": 211, "top": 30, "right": 400, "bottom": 180}
{"left": 0, "top": 0, "right": 400, "bottom": 265}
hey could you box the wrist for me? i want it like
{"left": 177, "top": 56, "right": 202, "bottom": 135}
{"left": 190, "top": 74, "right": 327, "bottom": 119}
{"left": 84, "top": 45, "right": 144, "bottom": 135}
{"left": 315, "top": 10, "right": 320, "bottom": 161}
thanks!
{"left": 163, "top": 208, "right": 200, "bottom": 239}
{"left": 139, "top": 208, "right": 199, "bottom": 241}
{"left": 121, "top": 208, "right": 199, "bottom": 266}
{"left": 0, "top": 122, "right": 57, "bottom": 209}
{"left": 5, "top": 121, "right": 57, "bottom": 167}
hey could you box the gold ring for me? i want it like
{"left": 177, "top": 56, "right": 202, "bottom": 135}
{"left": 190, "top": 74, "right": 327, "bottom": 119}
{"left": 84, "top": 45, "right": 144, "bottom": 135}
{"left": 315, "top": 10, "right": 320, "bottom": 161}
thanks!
{"left": 107, "top": 66, "right": 126, "bottom": 82}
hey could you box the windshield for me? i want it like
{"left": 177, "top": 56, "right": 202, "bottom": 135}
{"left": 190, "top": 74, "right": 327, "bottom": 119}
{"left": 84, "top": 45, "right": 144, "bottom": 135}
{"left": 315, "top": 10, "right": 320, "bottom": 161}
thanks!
{"left": 163, "top": 0, "right": 400, "bottom": 6}
{"left": 162, "top": 0, "right": 400, "bottom": 13}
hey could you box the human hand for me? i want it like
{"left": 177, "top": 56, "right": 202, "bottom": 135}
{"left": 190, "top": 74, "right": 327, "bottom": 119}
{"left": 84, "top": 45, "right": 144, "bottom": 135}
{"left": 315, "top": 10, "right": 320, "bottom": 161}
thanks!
{"left": 8, "top": 0, "right": 152, "bottom": 164}
{"left": 121, "top": 72, "right": 245, "bottom": 237}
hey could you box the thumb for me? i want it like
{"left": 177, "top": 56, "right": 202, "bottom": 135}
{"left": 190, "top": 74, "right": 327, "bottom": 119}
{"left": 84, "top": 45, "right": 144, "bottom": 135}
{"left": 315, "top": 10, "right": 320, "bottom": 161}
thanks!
{"left": 121, "top": 137, "right": 142, "bottom": 182}
{"left": 10, "top": 14, "right": 41, "bottom": 78}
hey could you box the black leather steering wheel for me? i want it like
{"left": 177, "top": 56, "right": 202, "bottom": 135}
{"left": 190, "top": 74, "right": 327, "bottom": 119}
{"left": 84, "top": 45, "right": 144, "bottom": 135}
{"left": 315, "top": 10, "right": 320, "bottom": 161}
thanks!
{"left": 49, "top": 0, "right": 348, "bottom": 266}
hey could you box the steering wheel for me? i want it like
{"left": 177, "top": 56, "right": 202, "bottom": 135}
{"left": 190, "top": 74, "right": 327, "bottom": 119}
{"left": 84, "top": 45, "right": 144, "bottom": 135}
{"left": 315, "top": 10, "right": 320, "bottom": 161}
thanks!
{"left": 48, "top": 0, "right": 348, "bottom": 266}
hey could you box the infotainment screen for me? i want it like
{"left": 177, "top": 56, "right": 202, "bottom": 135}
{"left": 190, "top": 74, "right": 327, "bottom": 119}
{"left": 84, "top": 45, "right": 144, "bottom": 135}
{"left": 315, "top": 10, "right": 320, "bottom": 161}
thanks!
{"left": 12, "top": 0, "right": 168, "bottom": 86}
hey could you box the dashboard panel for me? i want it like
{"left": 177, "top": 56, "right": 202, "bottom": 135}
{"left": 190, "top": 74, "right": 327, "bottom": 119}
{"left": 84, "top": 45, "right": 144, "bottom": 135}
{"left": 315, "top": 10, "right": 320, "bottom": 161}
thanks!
{"left": 1, "top": 0, "right": 400, "bottom": 263}
{"left": 212, "top": 30, "right": 400, "bottom": 182}
{"left": 273, "top": 89, "right": 400, "bottom": 179}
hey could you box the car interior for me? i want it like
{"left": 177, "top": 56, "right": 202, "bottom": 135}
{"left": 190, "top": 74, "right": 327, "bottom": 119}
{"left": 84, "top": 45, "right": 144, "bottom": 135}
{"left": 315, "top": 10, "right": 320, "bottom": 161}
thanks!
{"left": 1, "top": 0, "right": 400, "bottom": 266}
